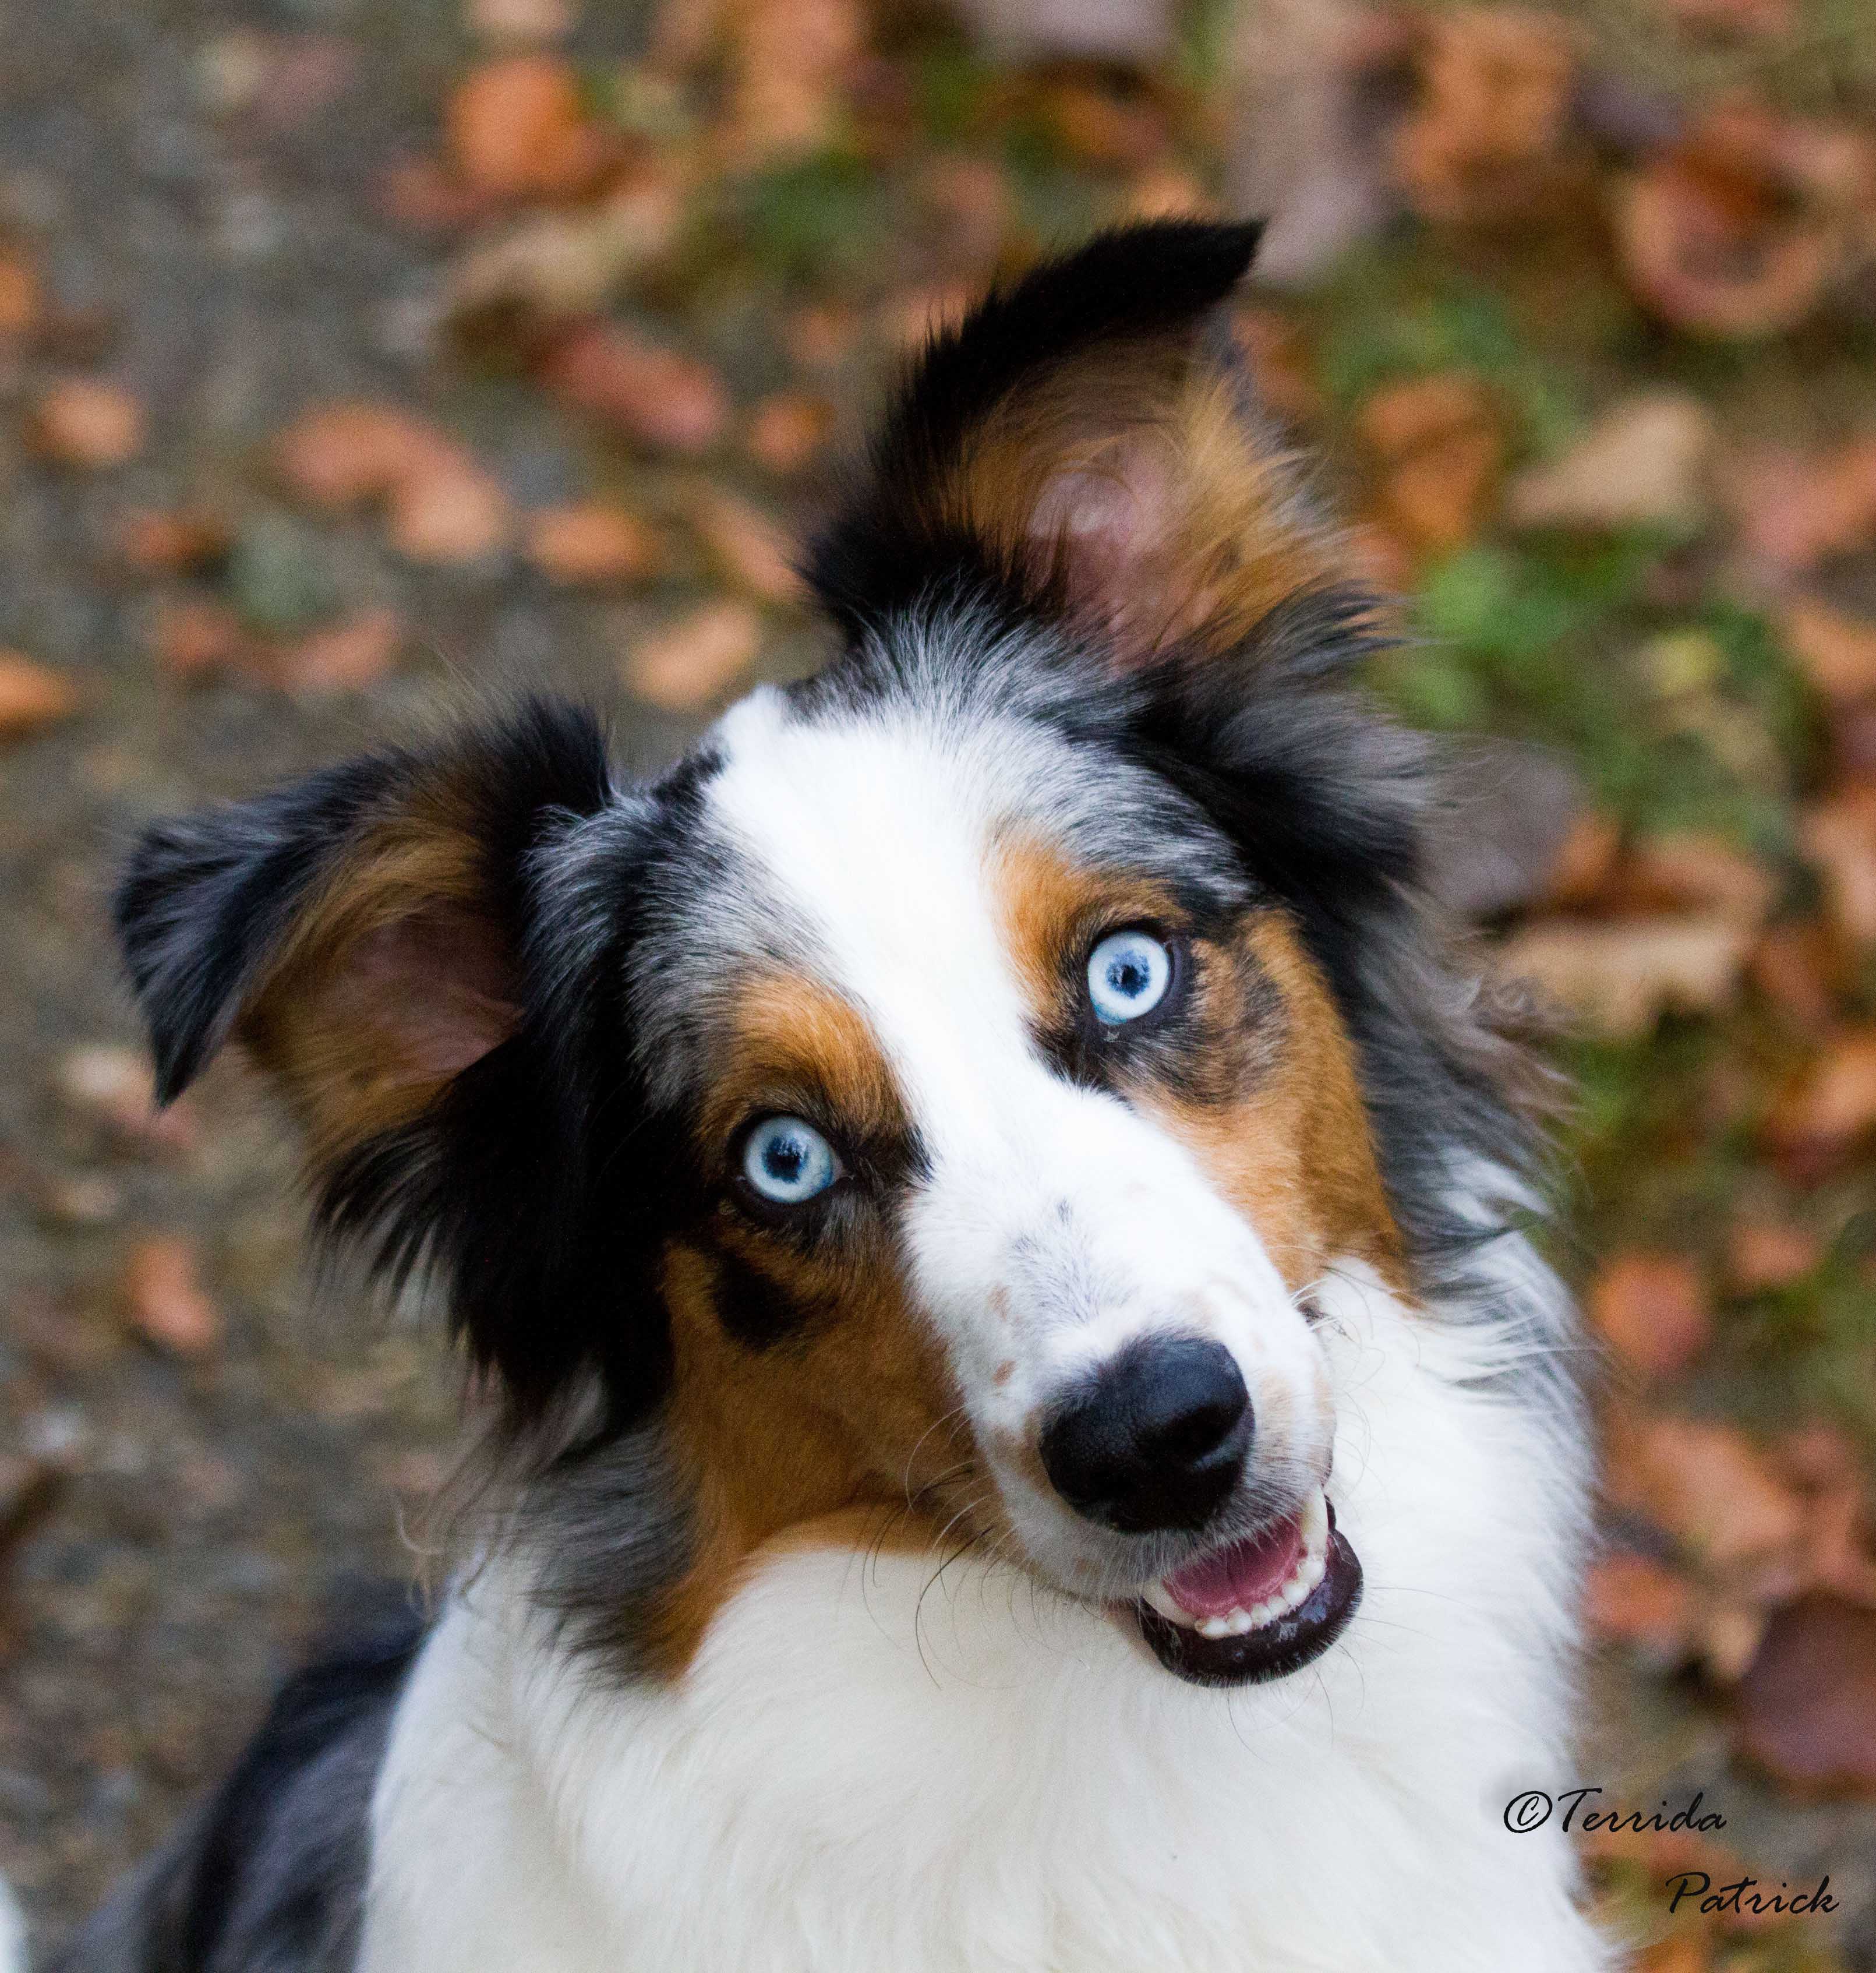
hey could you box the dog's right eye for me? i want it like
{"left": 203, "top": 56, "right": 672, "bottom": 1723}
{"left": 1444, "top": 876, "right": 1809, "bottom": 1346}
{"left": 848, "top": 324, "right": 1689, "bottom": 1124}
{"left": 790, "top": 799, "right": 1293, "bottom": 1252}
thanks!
{"left": 740, "top": 1116, "right": 841, "bottom": 1206}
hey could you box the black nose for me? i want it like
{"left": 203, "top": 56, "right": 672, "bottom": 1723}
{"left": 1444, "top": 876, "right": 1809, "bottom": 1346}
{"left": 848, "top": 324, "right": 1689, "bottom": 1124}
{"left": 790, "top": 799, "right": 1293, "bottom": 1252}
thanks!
{"left": 1037, "top": 1336, "right": 1252, "bottom": 1534}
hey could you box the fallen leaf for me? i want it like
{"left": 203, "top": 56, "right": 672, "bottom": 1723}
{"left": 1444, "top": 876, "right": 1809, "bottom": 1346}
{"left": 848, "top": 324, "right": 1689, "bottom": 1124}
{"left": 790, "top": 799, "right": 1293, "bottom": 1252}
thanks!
{"left": 1232, "top": 307, "right": 1323, "bottom": 426}
{"left": 467, "top": 0, "right": 574, "bottom": 43}
{"left": 1726, "top": 437, "right": 1876, "bottom": 571}
{"left": 387, "top": 461, "right": 511, "bottom": 564}
{"left": 915, "top": 155, "right": 1013, "bottom": 274}
{"left": 116, "top": 508, "right": 232, "bottom": 575}
{"left": 1390, "top": 8, "right": 1577, "bottom": 227}
{"left": 524, "top": 503, "right": 662, "bottom": 584}
{"left": 447, "top": 54, "right": 605, "bottom": 199}
{"left": 274, "top": 400, "right": 455, "bottom": 509}
{"left": 150, "top": 596, "right": 253, "bottom": 683}
{"left": 1038, "top": 79, "right": 1167, "bottom": 170}
{"left": 1780, "top": 595, "right": 1876, "bottom": 702}
{"left": 542, "top": 323, "right": 730, "bottom": 454}
{"left": 379, "top": 154, "right": 499, "bottom": 231}
{"left": 1762, "top": 1028, "right": 1876, "bottom": 1172}
{"left": 745, "top": 393, "right": 835, "bottom": 476}
{"left": 119, "top": 1234, "right": 222, "bottom": 1355}
{"left": 1506, "top": 392, "right": 1714, "bottom": 535}
{"left": 54, "top": 1044, "right": 199, "bottom": 1155}
{"left": 1734, "top": 1596, "right": 1876, "bottom": 1794}
{"left": 1119, "top": 167, "right": 1217, "bottom": 224}
{"left": 1726, "top": 1219, "right": 1822, "bottom": 1291}
{"left": 1747, "top": 919, "right": 1841, "bottom": 1028}
{"left": 0, "top": 253, "right": 41, "bottom": 336}
{"left": 688, "top": 489, "right": 803, "bottom": 604}
{"left": 1542, "top": 811, "right": 1625, "bottom": 908}
{"left": 1604, "top": 1410, "right": 1805, "bottom": 1572}
{"left": 1800, "top": 788, "right": 1876, "bottom": 945}
{"left": 271, "top": 608, "right": 404, "bottom": 694}
{"left": 716, "top": 0, "right": 865, "bottom": 165}
{"left": 0, "top": 652, "right": 79, "bottom": 740}
{"left": 1634, "top": 1934, "right": 1712, "bottom": 1973}
{"left": 1497, "top": 914, "right": 1752, "bottom": 1036}
{"left": 1589, "top": 1251, "right": 1712, "bottom": 1379}
{"left": 1584, "top": 1551, "right": 1698, "bottom": 1658}
{"left": 26, "top": 379, "right": 147, "bottom": 468}
{"left": 1614, "top": 107, "right": 1844, "bottom": 338}
{"left": 1612, "top": 832, "right": 1775, "bottom": 928}
{"left": 624, "top": 599, "right": 762, "bottom": 710}
{"left": 1358, "top": 372, "right": 1504, "bottom": 555}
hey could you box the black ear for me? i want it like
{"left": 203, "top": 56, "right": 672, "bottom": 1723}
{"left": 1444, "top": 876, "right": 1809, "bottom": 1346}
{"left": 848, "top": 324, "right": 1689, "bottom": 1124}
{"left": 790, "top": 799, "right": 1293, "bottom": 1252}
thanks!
{"left": 113, "top": 699, "right": 665, "bottom": 1429}
{"left": 807, "top": 219, "right": 1340, "bottom": 666}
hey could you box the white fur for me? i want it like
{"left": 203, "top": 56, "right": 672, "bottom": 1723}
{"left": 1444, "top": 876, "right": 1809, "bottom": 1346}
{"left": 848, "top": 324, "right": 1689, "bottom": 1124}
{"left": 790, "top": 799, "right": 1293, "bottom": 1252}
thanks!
{"left": 362, "top": 1256, "right": 1606, "bottom": 1973}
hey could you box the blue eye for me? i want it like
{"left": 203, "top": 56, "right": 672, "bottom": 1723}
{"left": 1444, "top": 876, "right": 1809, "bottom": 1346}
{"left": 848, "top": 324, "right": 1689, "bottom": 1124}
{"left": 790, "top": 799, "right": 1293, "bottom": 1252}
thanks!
{"left": 741, "top": 1116, "right": 840, "bottom": 1205}
{"left": 1087, "top": 929, "right": 1174, "bottom": 1026}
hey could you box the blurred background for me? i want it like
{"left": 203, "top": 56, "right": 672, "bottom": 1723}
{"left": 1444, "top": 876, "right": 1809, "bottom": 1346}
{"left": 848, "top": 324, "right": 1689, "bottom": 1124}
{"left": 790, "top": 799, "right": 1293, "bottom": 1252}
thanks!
{"left": 1, "top": 0, "right": 1875, "bottom": 1963}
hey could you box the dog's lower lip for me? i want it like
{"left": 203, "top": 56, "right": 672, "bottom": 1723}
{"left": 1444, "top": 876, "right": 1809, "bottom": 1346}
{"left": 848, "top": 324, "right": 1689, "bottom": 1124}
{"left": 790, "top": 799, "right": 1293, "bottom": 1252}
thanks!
{"left": 1132, "top": 1491, "right": 1362, "bottom": 1687}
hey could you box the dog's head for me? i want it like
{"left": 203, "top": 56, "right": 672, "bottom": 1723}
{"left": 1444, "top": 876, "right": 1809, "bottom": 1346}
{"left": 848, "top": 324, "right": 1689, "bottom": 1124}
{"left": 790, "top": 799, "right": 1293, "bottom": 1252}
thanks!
{"left": 116, "top": 223, "right": 1529, "bottom": 1689}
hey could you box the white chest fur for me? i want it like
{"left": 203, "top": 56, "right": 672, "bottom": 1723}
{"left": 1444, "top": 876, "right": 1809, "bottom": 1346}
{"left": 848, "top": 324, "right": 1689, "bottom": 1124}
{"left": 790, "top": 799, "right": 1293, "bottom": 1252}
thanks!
{"left": 360, "top": 1263, "right": 1613, "bottom": 1973}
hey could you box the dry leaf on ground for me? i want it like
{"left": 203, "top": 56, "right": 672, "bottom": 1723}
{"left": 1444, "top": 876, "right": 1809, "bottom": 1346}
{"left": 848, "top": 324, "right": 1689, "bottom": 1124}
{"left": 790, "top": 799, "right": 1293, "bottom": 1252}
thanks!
{"left": 1584, "top": 1551, "right": 1698, "bottom": 1659}
{"left": 274, "top": 400, "right": 455, "bottom": 508}
{"left": 1497, "top": 914, "right": 1752, "bottom": 1036}
{"left": 1506, "top": 391, "right": 1714, "bottom": 534}
{"left": 524, "top": 503, "right": 662, "bottom": 584}
{"left": 1610, "top": 832, "right": 1776, "bottom": 927}
{"left": 1390, "top": 8, "right": 1577, "bottom": 227}
{"left": 149, "top": 596, "right": 255, "bottom": 684}
{"left": 271, "top": 608, "right": 404, "bottom": 694}
{"left": 0, "top": 252, "right": 41, "bottom": 336}
{"left": 446, "top": 174, "right": 685, "bottom": 323}
{"left": 26, "top": 379, "right": 147, "bottom": 468}
{"left": 1357, "top": 371, "right": 1504, "bottom": 556}
{"left": 447, "top": 54, "right": 604, "bottom": 199}
{"left": 1781, "top": 595, "right": 1876, "bottom": 701}
{"left": 1734, "top": 1596, "right": 1876, "bottom": 1794}
{"left": 688, "top": 489, "right": 803, "bottom": 604}
{"left": 1603, "top": 1409, "right": 1806, "bottom": 1575}
{"left": 386, "top": 460, "right": 511, "bottom": 564}
{"left": 116, "top": 508, "right": 232, "bottom": 575}
{"left": 746, "top": 393, "right": 835, "bottom": 476}
{"left": 716, "top": 0, "right": 865, "bottom": 165}
{"left": 1726, "top": 437, "right": 1876, "bottom": 572}
{"left": 1762, "top": 1028, "right": 1876, "bottom": 1173}
{"left": 1725, "top": 1219, "right": 1821, "bottom": 1291}
{"left": 623, "top": 599, "right": 762, "bottom": 711}
{"left": 1589, "top": 1251, "right": 1712, "bottom": 1379}
{"left": 119, "top": 1235, "right": 222, "bottom": 1356}
{"left": 1800, "top": 788, "right": 1876, "bottom": 945}
{"left": 467, "top": 0, "right": 575, "bottom": 44}
{"left": 0, "top": 652, "right": 79, "bottom": 740}
{"left": 542, "top": 323, "right": 730, "bottom": 454}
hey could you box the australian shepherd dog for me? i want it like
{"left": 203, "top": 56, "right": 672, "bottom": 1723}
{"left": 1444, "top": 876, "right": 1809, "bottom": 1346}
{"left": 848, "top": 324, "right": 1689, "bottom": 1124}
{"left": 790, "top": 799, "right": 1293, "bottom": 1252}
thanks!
{"left": 47, "top": 222, "right": 1611, "bottom": 1972}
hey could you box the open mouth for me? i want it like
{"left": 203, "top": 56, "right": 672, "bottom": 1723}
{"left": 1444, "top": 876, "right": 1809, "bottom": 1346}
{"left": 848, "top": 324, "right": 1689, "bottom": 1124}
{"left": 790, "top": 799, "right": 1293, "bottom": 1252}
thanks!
{"left": 1133, "top": 1485, "right": 1362, "bottom": 1686}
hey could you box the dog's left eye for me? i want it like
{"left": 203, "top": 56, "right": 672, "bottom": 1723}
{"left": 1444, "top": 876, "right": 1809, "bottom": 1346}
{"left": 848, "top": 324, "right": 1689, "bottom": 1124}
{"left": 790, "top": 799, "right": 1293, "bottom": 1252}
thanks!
{"left": 741, "top": 1116, "right": 840, "bottom": 1205}
{"left": 1087, "top": 929, "right": 1173, "bottom": 1026}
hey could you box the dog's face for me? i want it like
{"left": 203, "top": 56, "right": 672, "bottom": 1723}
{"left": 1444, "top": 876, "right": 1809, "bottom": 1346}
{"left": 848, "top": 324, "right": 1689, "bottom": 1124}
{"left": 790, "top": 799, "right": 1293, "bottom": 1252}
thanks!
{"left": 118, "top": 224, "right": 1511, "bottom": 1690}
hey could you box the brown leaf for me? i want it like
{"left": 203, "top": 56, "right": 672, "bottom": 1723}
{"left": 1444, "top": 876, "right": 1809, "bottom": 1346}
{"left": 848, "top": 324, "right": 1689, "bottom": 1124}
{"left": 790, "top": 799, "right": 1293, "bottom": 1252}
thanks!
{"left": 119, "top": 1235, "right": 222, "bottom": 1356}
{"left": 1800, "top": 787, "right": 1876, "bottom": 946}
{"left": 1038, "top": 79, "right": 1167, "bottom": 170}
{"left": 1589, "top": 1251, "right": 1712, "bottom": 1379}
{"left": 53, "top": 1044, "right": 199, "bottom": 1156}
{"left": 1747, "top": 919, "right": 1841, "bottom": 1028}
{"left": 1119, "top": 168, "right": 1217, "bottom": 225}
{"left": 524, "top": 503, "right": 662, "bottom": 585}
{"left": 623, "top": 599, "right": 762, "bottom": 711}
{"left": 1604, "top": 1410, "right": 1805, "bottom": 1572}
{"left": 271, "top": 608, "right": 404, "bottom": 695}
{"left": 1634, "top": 1936, "right": 1712, "bottom": 1973}
{"left": 1726, "top": 1219, "right": 1822, "bottom": 1292}
{"left": 116, "top": 507, "right": 232, "bottom": 576}
{"left": 914, "top": 156, "right": 1013, "bottom": 274}
{"left": 1735, "top": 1596, "right": 1876, "bottom": 1794}
{"left": 0, "top": 651, "right": 79, "bottom": 740}
{"left": 446, "top": 54, "right": 605, "bottom": 199}
{"left": 1781, "top": 595, "right": 1876, "bottom": 702}
{"left": 1726, "top": 437, "right": 1876, "bottom": 571}
{"left": 542, "top": 324, "right": 730, "bottom": 454}
{"left": 688, "top": 489, "right": 803, "bottom": 605}
{"left": 274, "top": 400, "right": 457, "bottom": 509}
{"left": 717, "top": 0, "right": 865, "bottom": 165}
{"left": 1541, "top": 811, "right": 1625, "bottom": 908}
{"left": 1358, "top": 372, "right": 1504, "bottom": 555}
{"left": 1584, "top": 1551, "right": 1698, "bottom": 1658}
{"left": 386, "top": 462, "right": 511, "bottom": 564}
{"left": 0, "top": 252, "right": 41, "bottom": 337}
{"left": 1506, "top": 391, "right": 1715, "bottom": 534}
{"left": 466, "top": 0, "right": 574, "bottom": 44}
{"left": 1232, "top": 308, "right": 1323, "bottom": 426}
{"left": 26, "top": 379, "right": 147, "bottom": 469}
{"left": 1610, "top": 832, "right": 1775, "bottom": 928}
{"left": 1497, "top": 914, "right": 1752, "bottom": 1036}
{"left": 1762, "top": 1028, "right": 1876, "bottom": 1172}
{"left": 1390, "top": 9, "right": 1577, "bottom": 227}
{"left": 745, "top": 393, "right": 835, "bottom": 476}
{"left": 150, "top": 596, "right": 253, "bottom": 684}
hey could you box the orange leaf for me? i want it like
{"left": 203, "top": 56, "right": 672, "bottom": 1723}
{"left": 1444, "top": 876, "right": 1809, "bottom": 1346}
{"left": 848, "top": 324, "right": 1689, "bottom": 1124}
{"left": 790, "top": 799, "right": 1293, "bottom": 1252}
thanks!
{"left": 1589, "top": 1251, "right": 1711, "bottom": 1379}
{"left": 623, "top": 600, "right": 762, "bottom": 712}
{"left": 120, "top": 1235, "right": 222, "bottom": 1356}
{"left": 27, "top": 379, "right": 146, "bottom": 469}
{"left": 0, "top": 651, "right": 79, "bottom": 740}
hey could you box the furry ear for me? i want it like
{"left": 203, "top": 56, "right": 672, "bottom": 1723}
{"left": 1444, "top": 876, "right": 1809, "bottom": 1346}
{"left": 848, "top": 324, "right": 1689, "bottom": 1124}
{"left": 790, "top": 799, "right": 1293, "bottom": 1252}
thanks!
{"left": 114, "top": 699, "right": 656, "bottom": 1428}
{"left": 807, "top": 220, "right": 1340, "bottom": 666}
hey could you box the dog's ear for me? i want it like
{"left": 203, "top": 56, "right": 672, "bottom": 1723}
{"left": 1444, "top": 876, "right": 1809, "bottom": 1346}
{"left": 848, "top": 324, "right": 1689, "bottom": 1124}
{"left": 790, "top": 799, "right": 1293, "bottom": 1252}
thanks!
{"left": 807, "top": 219, "right": 1342, "bottom": 668}
{"left": 114, "top": 699, "right": 655, "bottom": 1427}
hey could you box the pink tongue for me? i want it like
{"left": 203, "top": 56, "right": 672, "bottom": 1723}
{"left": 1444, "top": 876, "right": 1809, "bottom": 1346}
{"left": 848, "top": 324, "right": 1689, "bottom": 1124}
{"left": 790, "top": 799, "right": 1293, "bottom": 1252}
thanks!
{"left": 1163, "top": 1514, "right": 1305, "bottom": 1619}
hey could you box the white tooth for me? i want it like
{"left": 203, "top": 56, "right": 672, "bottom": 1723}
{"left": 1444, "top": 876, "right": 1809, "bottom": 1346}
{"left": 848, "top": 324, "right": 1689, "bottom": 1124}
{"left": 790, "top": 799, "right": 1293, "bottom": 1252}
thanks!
{"left": 1300, "top": 1485, "right": 1329, "bottom": 1557}
{"left": 1225, "top": 1608, "right": 1255, "bottom": 1636}
{"left": 1251, "top": 1598, "right": 1280, "bottom": 1628}
{"left": 1198, "top": 1614, "right": 1235, "bottom": 1640}
{"left": 1145, "top": 1582, "right": 1200, "bottom": 1628}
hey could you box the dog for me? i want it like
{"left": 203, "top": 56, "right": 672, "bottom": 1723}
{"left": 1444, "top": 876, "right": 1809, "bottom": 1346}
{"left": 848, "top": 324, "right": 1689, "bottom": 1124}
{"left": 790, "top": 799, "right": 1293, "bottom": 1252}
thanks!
{"left": 48, "top": 221, "right": 1610, "bottom": 1972}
